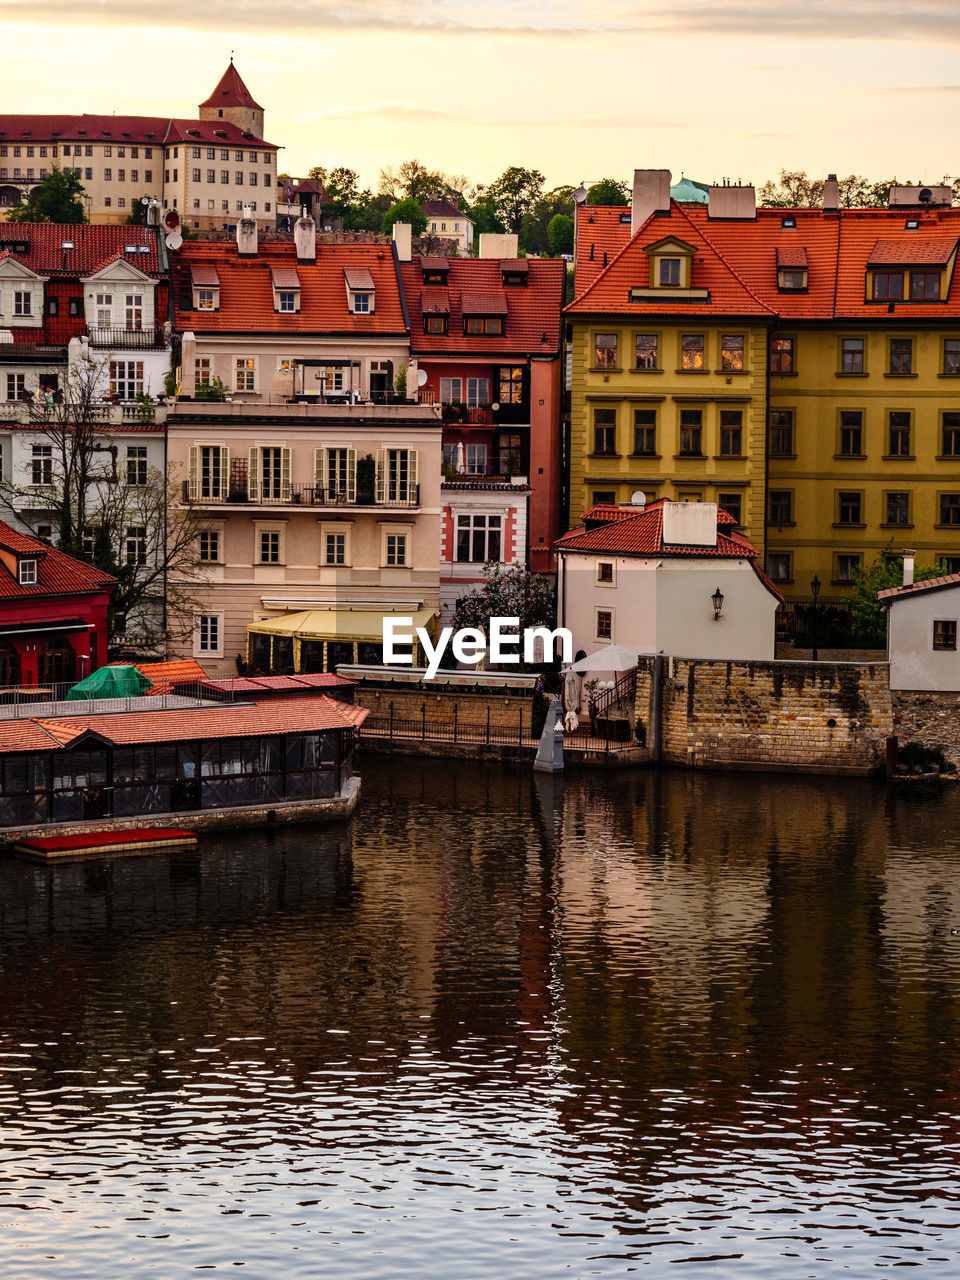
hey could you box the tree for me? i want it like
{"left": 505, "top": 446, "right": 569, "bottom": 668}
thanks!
{"left": 7, "top": 168, "right": 87, "bottom": 224}
{"left": 485, "top": 167, "right": 545, "bottom": 235}
{"left": 547, "top": 213, "right": 574, "bottom": 256}
{"left": 758, "top": 169, "right": 825, "bottom": 208}
{"left": 453, "top": 562, "right": 557, "bottom": 665}
{"left": 465, "top": 188, "right": 504, "bottom": 239}
{"left": 378, "top": 158, "right": 466, "bottom": 207}
{"left": 587, "top": 178, "right": 629, "bottom": 205}
{"left": 846, "top": 551, "right": 945, "bottom": 643}
{"left": 382, "top": 198, "right": 427, "bottom": 236}
{"left": 0, "top": 360, "right": 208, "bottom": 652}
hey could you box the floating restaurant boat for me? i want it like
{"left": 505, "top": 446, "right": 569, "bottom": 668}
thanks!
{"left": 11, "top": 827, "right": 199, "bottom": 862}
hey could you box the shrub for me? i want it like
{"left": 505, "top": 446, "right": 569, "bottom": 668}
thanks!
{"left": 898, "top": 741, "right": 957, "bottom": 775}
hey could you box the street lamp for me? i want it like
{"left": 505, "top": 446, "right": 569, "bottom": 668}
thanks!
{"left": 811, "top": 573, "right": 821, "bottom": 661}
{"left": 712, "top": 586, "right": 724, "bottom": 620}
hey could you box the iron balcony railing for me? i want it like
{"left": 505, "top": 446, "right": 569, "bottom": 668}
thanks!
{"left": 182, "top": 479, "right": 420, "bottom": 509}
{"left": 87, "top": 326, "right": 168, "bottom": 350}
{"left": 0, "top": 402, "right": 166, "bottom": 424}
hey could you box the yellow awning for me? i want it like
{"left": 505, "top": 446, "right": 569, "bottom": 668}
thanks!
{"left": 248, "top": 607, "right": 438, "bottom": 643}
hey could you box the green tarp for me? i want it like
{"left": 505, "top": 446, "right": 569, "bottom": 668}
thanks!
{"left": 66, "top": 665, "right": 152, "bottom": 701}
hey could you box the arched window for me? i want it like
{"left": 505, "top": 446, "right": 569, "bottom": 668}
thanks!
{"left": 40, "top": 639, "right": 75, "bottom": 685}
{"left": 0, "top": 642, "right": 20, "bottom": 686}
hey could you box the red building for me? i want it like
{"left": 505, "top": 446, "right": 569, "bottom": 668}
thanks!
{"left": 400, "top": 251, "right": 565, "bottom": 576}
{"left": 0, "top": 521, "right": 115, "bottom": 687}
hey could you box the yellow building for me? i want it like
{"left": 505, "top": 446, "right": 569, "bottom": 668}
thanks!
{"left": 568, "top": 172, "right": 960, "bottom": 602}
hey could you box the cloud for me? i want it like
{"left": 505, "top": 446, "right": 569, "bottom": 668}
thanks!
{"left": 295, "top": 101, "right": 694, "bottom": 130}
{"left": 647, "top": 0, "right": 960, "bottom": 42}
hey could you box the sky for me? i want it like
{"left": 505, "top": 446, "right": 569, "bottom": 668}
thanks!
{"left": 4, "top": 0, "right": 960, "bottom": 194}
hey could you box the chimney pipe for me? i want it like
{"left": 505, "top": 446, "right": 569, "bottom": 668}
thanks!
{"left": 236, "top": 206, "right": 258, "bottom": 257}
{"left": 631, "top": 169, "right": 671, "bottom": 235}
{"left": 902, "top": 548, "right": 915, "bottom": 587}
{"left": 294, "top": 214, "right": 316, "bottom": 263}
{"left": 822, "top": 173, "right": 839, "bottom": 211}
{"left": 391, "top": 221, "right": 412, "bottom": 263}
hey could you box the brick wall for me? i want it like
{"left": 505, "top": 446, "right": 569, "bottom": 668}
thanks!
{"left": 637, "top": 657, "right": 893, "bottom": 774}
{"left": 355, "top": 685, "right": 534, "bottom": 733}
{"left": 893, "top": 690, "right": 960, "bottom": 769}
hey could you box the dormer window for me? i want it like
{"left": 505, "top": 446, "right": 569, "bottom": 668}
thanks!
{"left": 422, "top": 255, "right": 449, "bottom": 286}
{"left": 465, "top": 316, "right": 502, "bottom": 335}
{"left": 659, "top": 257, "right": 681, "bottom": 286}
{"left": 776, "top": 246, "right": 808, "bottom": 292}
{"left": 867, "top": 237, "right": 956, "bottom": 301}
{"left": 461, "top": 290, "right": 507, "bottom": 336}
{"left": 873, "top": 271, "right": 904, "bottom": 300}
{"left": 642, "top": 237, "right": 697, "bottom": 291}
{"left": 781, "top": 216, "right": 797, "bottom": 228}
{"left": 190, "top": 264, "right": 220, "bottom": 310}
{"left": 501, "top": 259, "right": 528, "bottom": 287}
{"left": 18, "top": 559, "right": 37, "bottom": 585}
{"left": 910, "top": 271, "right": 941, "bottom": 300}
{"left": 344, "top": 267, "right": 375, "bottom": 314}
{"left": 425, "top": 316, "right": 447, "bottom": 334}
{"left": 271, "top": 266, "right": 301, "bottom": 313}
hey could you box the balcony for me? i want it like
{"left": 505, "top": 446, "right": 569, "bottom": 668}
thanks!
{"left": 182, "top": 478, "right": 421, "bottom": 510}
{"left": 0, "top": 401, "right": 167, "bottom": 426}
{"left": 87, "top": 326, "right": 168, "bottom": 350}
{"left": 0, "top": 343, "right": 67, "bottom": 366}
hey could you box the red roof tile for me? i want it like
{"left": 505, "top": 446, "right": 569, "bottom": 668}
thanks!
{"left": 110, "top": 658, "right": 207, "bottom": 691}
{"left": 0, "top": 520, "right": 115, "bottom": 601}
{"left": 879, "top": 571, "right": 960, "bottom": 602}
{"left": 422, "top": 197, "right": 469, "bottom": 219}
{"left": 401, "top": 257, "right": 564, "bottom": 355}
{"left": 867, "top": 237, "right": 957, "bottom": 266}
{"left": 420, "top": 288, "right": 449, "bottom": 314}
{"left": 172, "top": 241, "right": 406, "bottom": 335}
{"left": 0, "top": 224, "right": 161, "bottom": 278}
{"left": 199, "top": 61, "right": 263, "bottom": 111}
{"left": 557, "top": 497, "right": 755, "bottom": 558}
{"left": 0, "top": 112, "right": 275, "bottom": 150}
{"left": 574, "top": 206, "right": 634, "bottom": 295}
{"left": 462, "top": 290, "right": 508, "bottom": 316}
{"left": 776, "top": 245, "right": 808, "bottom": 268}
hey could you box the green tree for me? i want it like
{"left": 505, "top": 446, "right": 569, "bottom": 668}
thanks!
{"left": 847, "top": 551, "right": 945, "bottom": 642}
{"left": 382, "top": 198, "right": 427, "bottom": 236}
{"left": 453, "top": 562, "right": 557, "bottom": 650}
{"left": 465, "top": 188, "right": 504, "bottom": 239}
{"left": 587, "top": 177, "right": 629, "bottom": 205}
{"left": 8, "top": 168, "right": 87, "bottom": 223}
{"left": 485, "top": 166, "right": 545, "bottom": 235}
{"left": 547, "top": 212, "right": 574, "bottom": 255}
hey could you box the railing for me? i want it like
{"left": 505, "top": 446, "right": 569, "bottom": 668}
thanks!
{"left": 0, "top": 677, "right": 235, "bottom": 719}
{"left": 588, "top": 669, "right": 637, "bottom": 719}
{"left": 183, "top": 480, "right": 420, "bottom": 509}
{"left": 0, "top": 344, "right": 67, "bottom": 364}
{"left": 360, "top": 702, "right": 530, "bottom": 748}
{"left": 776, "top": 601, "right": 886, "bottom": 650}
{"left": 0, "top": 401, "right": 167, "bottom": 425}
{"left": 87, "top": 326, "right": 168, "bottom": 350}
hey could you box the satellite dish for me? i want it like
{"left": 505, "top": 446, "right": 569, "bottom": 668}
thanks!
{"left": 919, "top": 188, "right": 933, "bottom": 204}
{"left": 141, "top": 196, "right": 152, "bottom": 208}
{"left": 416, "top": 368, "right": 428, "bottom": 387}
{"left": 631, "top": 490, "right": 647, "bottom": 506}
{"left": 165, "top": 232, "right": 182, "bottom": 251}
{"left": 162, "top": 209, "right": 181, "bottom": 232}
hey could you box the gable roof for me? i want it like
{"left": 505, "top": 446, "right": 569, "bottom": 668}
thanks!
{"left": 171, "top": 240, "right": 406, "bottom": 335}
{"left": 0, "top": 520, "right": 116, "bottom": 601}
{"left": 879, "top": 571, "right": 960, "bottom": 604}
{"left": 0, "top": 224, "right": 162, "bottom": 278}
{"left": 0, "top": 113, "right": 276, "bottom": 150}
{"left": 199, "top": 61, "right": 264, "bottom": 112}
{"left": 556, "top": 497, "right": 756, "bottom": 558}
{"left": 422, "top": 196, "right": 471, "bottom": 220}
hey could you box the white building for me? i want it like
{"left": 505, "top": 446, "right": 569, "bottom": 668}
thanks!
{"left": 880, "top": 557, "right": 960, "bottom": 690}
{"left": 556, "top": 498, "right": 781, "bottom": 661}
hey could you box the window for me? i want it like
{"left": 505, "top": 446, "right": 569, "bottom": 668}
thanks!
{"left": 278, "top": 291, "right": 296, "bottom": 313}
{"left": 95, "top": 292, "right": 113, "bottom": 326}
{"left": 196, "top": 288, "right": 216, "bottom": 310}
{"left": 499, "top": 366, "right": 524, "bottom": 404}
{"left": 592, "top": 491, "right": 616, "bottom": 505}
{"left": 593, "top": 408, "right": 617, "bottom": 455}
{"left": 195, "top": 358, "right": 212, "bottom": 388}
{"left": 635, "top": 334, "right": 658, "bottom": 370}
{"left": 46, "top": 297, "right": 58, "bottom": 317}
{"left": 424, "top": 316, "right": 446, "bottom": 335}
{"left": 381, "top": 449, "right": 417, "bottom": 504}
{"left": 768, "top": 490, "right": 792, "bottom": 524}
{"left": 944, "top": 339, "right": 960, "bottom": 374}
{"left": 104, "top": 168, "right": 112, "bottom": 182}
{"left": 836, "top": 554, "right": 861, "bottom": 583}
{"left": 839, "top": 410, "right": 863, "bottom": 456}
{"left": 124, "top": 293, "right": 142, "bottom": 330}
{"left": 199, "top": 530, "right": 220, "bottom": 563}
{"left": 456, "top": 514, "right": 502, "bottom": 563}
{"left": 778, "top": 268, "right": 806, "bottom": 290}
{"left": 933, "top": 619, "right": 957, "bottom": 651}
{"left": 838, "top": 491, "right": 862, "bottom": 525}
{"left": 659, "top": 257, "right": 680, "bottom": 286}
{"left": 235, "top": 150, "right": 244, "bottom": 162}
{"left": 841, "top": 337, "right": 864, "bottom": 373}
{"left": 633, "top": 409, "right": 656, "bottom": 455}
{"left": 192, "top": 167, "right": 200, "bottom": 182}
{"left": 32, "top": 445, "right": 52, "bottom": 486}
{"left": 594, "top": 333, "right": 617, "bottom": 368}
{"left": 352, "top": 292, "right": 372, "bottom": 314}
{"left": 68, "top": 297, "right": 83, "bottom": 317}
{"left": 6, "top": 373, "right": 25, "bottom": 401}
{"left": 943, "top": 413, "right": 960, "bottom": 456}
{"left": 385, "top": 533, "right": 407, "bottom": 566}
{"left": 596, "top": 609, "right": 613, "bottom": 641}
{"left": 18, "top": 559, "right": 37, "bottom": 586}
{"left": 13, "top": 290, "right": 32, "bottom": 316}
{"left": 465, "top": 443, "right": 487, "bottom": 474}
{"left": 221, "top": 170, "right": 229, "bottom": 184}
{"left": 193, "top": 445, "right": 227, "bottom": 500}
{"left": 885, "top": 492, "right": 910, "bottom": 525}
{"left": 770, "top": 336, "right": 794, "bottom": 373}
{"left": 249, "top": 173, "right": 257, "bottom": 186}
{"left": 464, "top": 316, "right": 502, "bottom": 335}
{"left": 680, "top": 334, "right": 704, "bottom": 370}
{"left": 235, "top": 358, "right": 256, "bottom": 392}
{"left": 719, "top": 493, "right": 741, "bottom": 526}
{"left": 324, "top": 532, "right": 347, "bottom": 566}
{"left": 197, "top": 614, "right": 220, "bottom": 653}
{"left": 118, "top": 169, "right": 125, "bottom": 182}
{"left": 719, "top": 410, "right": 742, "bottom": 456}
{"left": 235, "top": 172, "right": 243, "bottom": 185}
{"left": 206, "top": 169, "right": 215, "bottom": 183}
{"left": 109, "top": 360, "right": 143, "bottom": 400}
{"left": 910, "top": 271, "right": 940, "bottom": 300}
{"left": 873, "top": 271, "right": 903, "bottom": 300}
{"left": 465, "top": 377, "right": 490, "bottom": 407}
{"left": 126, "top": 445, "right": 147, "bottom": 486}
{"left": 85, "top": 167, "right": 93, "bottom": 180}
{"left": 259, "top": 530, "right": 281, "bottom": 564}
{"left": 597, "top": 561, "right": 614, "bottom": 584}
{"left": 221, "top": 149, "right": 229, "bottom": 161}
{"left": 321, "top": 447, "right": 355, "bottom": 500}
{"left": 888, "top": 411, "right": 911, "bottom": 456}
{"left": 679, "top": 409, "right": 702, "bottom": 455}
{"left": 125, "top": 526, "right": 147, "bottom": 567}
{"left": 767, "top": 553, "right": 791, "bottom": 581}
{"left": 889, "top": 338, "right": 913, "bottom": 375}
{"left": 117, "top": 146, "right": 126, "bottom": 158}
{"left": 769, "top": 409, "right": 794, "bottom": 456}
{"left": 940, "top": 493, "right": 960, "bottom": 525}
{"left": 145, "top": 170, "right": 152, "bottom": 183}
{"left": 720, "top": 335, "right": 744, "bottom": 372}
{"left": 255, "top": 447, "right": 288, "bottom": 501}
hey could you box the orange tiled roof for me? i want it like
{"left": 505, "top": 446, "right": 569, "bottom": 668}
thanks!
{"left": 401, "top": 257, "right": 564, "bottom": 355}
{"left": 879, "top": 571, "right": 960, "bottom": 602}
{"left": 557, "top": 497, "right": 756, "bottom": 559}
{"left": 172, "top": 240, "right": 406, "bottom": 335}
{"left": 0, "top": 520, "right": 116, "bottom": 601}
{"left": 0, "top": 113, "right": 276, "bottom": 150}
{"left": 110, "top": 658, "right": 207, "bottom": 692}
{"left": 574, "top": 205, "right": 634, "bottom": 296}
{"left": 570, "top": 201, "right": 960, "bottom": 322}
{"left": 0, "top": 224, "right": 161, "bottom": 277}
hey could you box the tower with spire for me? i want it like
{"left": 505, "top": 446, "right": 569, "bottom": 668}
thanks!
{"left": 199, "top": 58, "right": 265, "bottom": 141}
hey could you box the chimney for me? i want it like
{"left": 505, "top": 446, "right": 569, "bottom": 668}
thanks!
{"left": 478, "top": 232, "right": 518, "bottom": 258}
{"left": 822, "top": 173, "right": 839, "bottom": 211}
{"left": 392, "top": 221, "right": 412, "bottom": 263}
{"left": 236, "top": 206, "right": 257, "bottom": 257}
{"left": 631, "top": 169, "right": 671, "bottom": 234}
{"left": 902, "top": 548, "right": 915, "bottom": 588}
{"left": 294, "top": 214, "right": 316, "bottom": 263}
{"left": 707, "top": 181, "right": 756, "bottom": 220}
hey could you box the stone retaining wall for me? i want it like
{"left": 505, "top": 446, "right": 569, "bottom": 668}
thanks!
{"left": 893, "top": 690, "right": 960, "bottom": 769}
{"left": 354, "top": 686, "right": 534, "bottom": 733}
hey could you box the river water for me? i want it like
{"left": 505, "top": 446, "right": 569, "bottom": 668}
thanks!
{"left": 0, "top": 759, "right": 959, "bottom": 1278}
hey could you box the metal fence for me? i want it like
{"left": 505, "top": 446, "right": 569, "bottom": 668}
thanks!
{"left": 776, "top": 601, "right": 886, "bottom": 649}
{"left": 360, "top": 702, "right": 531, "bottom": 747}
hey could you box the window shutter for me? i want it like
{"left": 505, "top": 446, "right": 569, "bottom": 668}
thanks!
{"left": 385, "top": 360, "right": 394, "bottom": 397}
{"left": 346, "top": 447, "right": 357, "bottom": 502}
{"left": 219, "top": 447, "right": 229, "bottom": 500}
{"left": 375, "top": 448, "right": 386, "bottom": 504}
{"left": 188, "top": 445, "right": 198, "bottom": 500}
{"left": 314, "top": 447, "right": 325, "bottom": 493}
{"left": 248, "top": 446, "right": 259, "bottom": 502}
{"left": 407, "top": 449, "right": 418, "bottom": 502}
{"left": 281, "top": 447, "right": 291, "bottom": 501}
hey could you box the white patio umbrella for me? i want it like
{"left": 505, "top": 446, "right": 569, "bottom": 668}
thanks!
{"left": 455, "top": 441, "right": 465, "bottom": 474}
{"left": 568, "top": 644, "right": 640, "bottom": 674}
{"left": 563, "top": 667, "right": 579, "bottom": 711}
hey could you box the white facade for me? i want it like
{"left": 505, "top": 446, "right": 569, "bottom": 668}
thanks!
{"left": 885, "top": 584, "right": 960, "bottom": 690}
{"left": 559, "top": 553, "right": 778, "bottom": 662}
